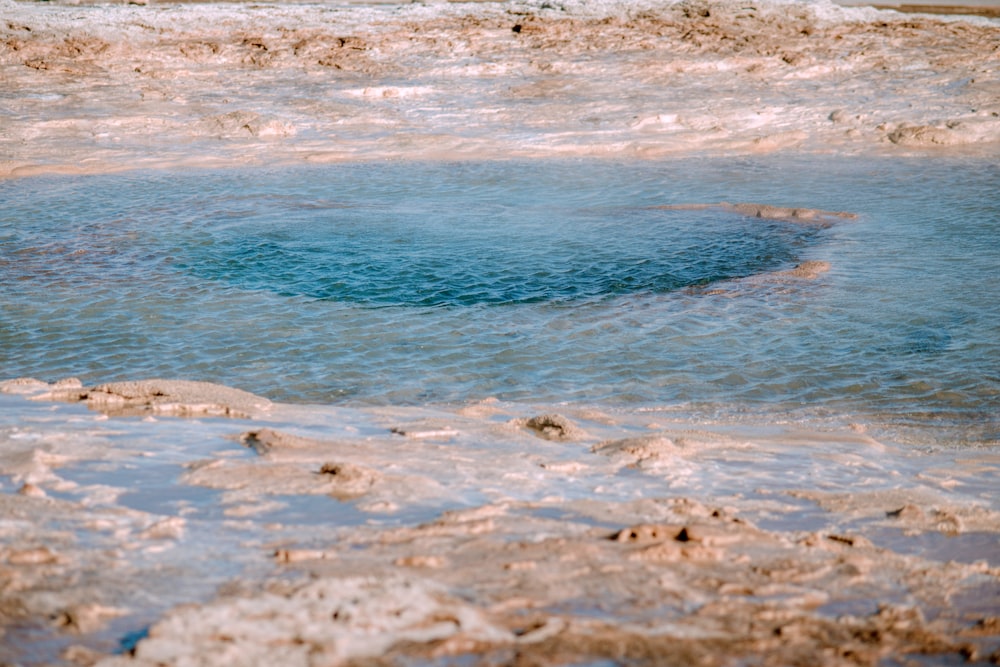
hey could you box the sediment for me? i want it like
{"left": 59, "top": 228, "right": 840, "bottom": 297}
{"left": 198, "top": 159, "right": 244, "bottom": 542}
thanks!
{"left": 1, "top": 0, "right": 999, "bottom": 177}
{"left": 1, "top": 380, "right": 998, "bottom": 665}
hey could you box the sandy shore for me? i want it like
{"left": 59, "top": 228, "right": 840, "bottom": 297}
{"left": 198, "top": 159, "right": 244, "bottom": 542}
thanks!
{"left": 1, "top": 378, "right": 998, "bottom": 665}
{"left": 2, "top": 0, "right": 999, "bottom": 178}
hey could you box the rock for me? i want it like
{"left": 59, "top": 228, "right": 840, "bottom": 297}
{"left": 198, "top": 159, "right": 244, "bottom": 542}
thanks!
{"left": 776, "top": 260, "right": 831, "bottom": 279}
{"left": 515, "top": 414, "right": 587, "bottom": 441}
{"left": 887, "top": 504, "right": 925, "bottom": 521}
{"left": 318, "top": 462, "right": 378, "bottom": 500}
{"left": 17, "top": 483, "right": 47, "bottom": 498}
{"left": 56, "top": 604, "right": 126, "bottom": 634}
{"left": 613, "top": 523, "right": 684, "bottom": 543}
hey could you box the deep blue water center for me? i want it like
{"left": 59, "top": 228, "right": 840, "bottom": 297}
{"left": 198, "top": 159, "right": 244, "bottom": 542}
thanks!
{"left": 2, "top": 156, "right": 998, "bottom": 441}
{"left": 184, "top": 183, "right": 814, "bottom": 306}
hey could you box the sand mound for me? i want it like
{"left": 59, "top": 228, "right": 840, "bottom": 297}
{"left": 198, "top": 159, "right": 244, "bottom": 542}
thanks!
{"left": 513, "top": 414, "right": 588, "bottom": 441}
{"left": 30, "top": 378, "right": 271, "bottom": 418}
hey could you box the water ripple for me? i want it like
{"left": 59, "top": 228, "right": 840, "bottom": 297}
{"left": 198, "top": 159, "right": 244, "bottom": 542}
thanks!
{"left": 1, "top": 156, "right": 998, "bottom": 444}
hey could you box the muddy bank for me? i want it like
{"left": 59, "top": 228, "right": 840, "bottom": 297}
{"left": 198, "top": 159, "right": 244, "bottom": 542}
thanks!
{"left": 2, "top": 0, "right": 999, "bottom": 177}
{"left": 1, "top": 379, "right": 998, "bottom": 665}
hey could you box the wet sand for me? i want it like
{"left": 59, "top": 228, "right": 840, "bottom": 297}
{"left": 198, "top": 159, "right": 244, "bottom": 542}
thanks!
{"left": 1, "top": 378, "right": 999, "bottom": 665}
{"left": 843, "top": 0, "right": 1000, "bottom": 18}
{"left": 874, "top": 5, "right": 1000, "bottom": 17}
{"left": 2, "top": 0, "right": 1000, "bottom": 178}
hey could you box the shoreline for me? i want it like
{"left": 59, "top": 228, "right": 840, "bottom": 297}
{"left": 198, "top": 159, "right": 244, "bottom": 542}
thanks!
{"left": 3, "top": 136, "right": 999, "bottom": 182}
{"left": 836, "top": 0, "right": 1000, "bottom": 16}
{"left": 870, "top": 4, "right": 1000, "bottom": 17}
{"left": 1, "top": 377, "right": 998, "bottom": 665}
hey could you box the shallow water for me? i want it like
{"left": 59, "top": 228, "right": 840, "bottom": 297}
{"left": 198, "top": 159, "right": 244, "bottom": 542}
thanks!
{"left": 2, "top": 155, "right": 999, "bottom": 444}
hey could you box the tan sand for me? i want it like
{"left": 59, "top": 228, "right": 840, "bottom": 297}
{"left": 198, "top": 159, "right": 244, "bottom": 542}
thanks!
{"left": 1, "top": 379, "right": 998, "bottom": 665}
{"left": 94, "top": 502, "right": 1000, "bottom": 667}
{"left": 2, "top": 0, "right": 999, "bottom": 178}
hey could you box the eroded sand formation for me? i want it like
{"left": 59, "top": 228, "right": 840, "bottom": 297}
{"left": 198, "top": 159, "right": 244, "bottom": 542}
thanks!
{"left": 13, "top": 378, "right": 274, "bottom": 418}
{"left": 1, "top": 0, "right": 999, "bottom": 176}
{"left": 1, "top": 379, "right": 998, "bottom": 665}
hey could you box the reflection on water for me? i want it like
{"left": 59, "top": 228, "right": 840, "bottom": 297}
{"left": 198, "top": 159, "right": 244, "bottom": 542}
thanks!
{"left": 1, "top": 155, "right": 998, "bottom": 443}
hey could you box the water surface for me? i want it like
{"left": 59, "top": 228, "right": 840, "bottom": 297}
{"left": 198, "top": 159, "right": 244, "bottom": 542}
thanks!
{"left": 2, "top": 155, "right": 998, "bottom": 444}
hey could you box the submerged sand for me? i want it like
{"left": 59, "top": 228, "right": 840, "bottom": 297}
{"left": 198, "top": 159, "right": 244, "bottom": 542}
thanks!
{"left": 1, "top": 0, "right": 999, "bottom": 177}
{"left": 1, "top": 378, "right": 998, "bottom": 665}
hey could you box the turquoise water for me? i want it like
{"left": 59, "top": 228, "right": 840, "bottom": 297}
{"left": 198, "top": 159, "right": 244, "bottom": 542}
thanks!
{"left": 2, "top": 155, "right": 998, "bottom": 443}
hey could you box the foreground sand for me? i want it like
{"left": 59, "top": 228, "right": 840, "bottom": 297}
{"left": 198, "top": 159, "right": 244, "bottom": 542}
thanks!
{"left": 1, "top": 378, "right": 998, "bottom": 665}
